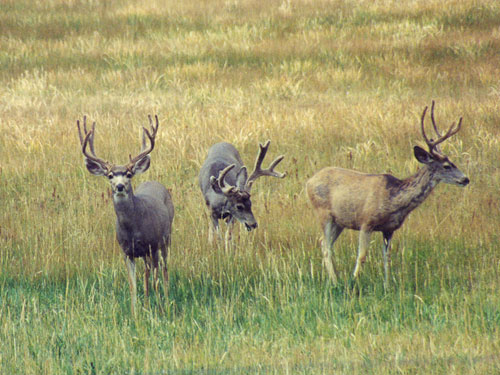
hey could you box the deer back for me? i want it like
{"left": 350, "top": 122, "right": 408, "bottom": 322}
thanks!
{"left": 199, "top": 142, "right": 245, "bottom": 190}
{"left": 307, "top": 167, "right": 410, "bottom": 231}
{"left": 199, "top": 142, "right": 247, "bottom": 204}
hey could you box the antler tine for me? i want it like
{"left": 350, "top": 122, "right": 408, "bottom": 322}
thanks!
{"left": 141, "top": 114, "right": 159, "bottom": 151}
{"left": 421, "top": 101, "right": 463, "bottom": 155}
{"left": 150, "top": 114, "right": 159, "bottom": 137}
{"left": 267, "top": 154, "right": 286, "bottom": 173}
{"left": 88, "top": 121, "right": 97, "bottom": 156}
{"left": 128, "top": 115, "right": 159, "bottom": 166}
{"left": 420, "top": 105, "right": 432, "bottom": 147}
{"left": 428, "top": 101, "right": 445, "bottom": 153}
{"left": 77, "top": 118, "right": 84, "bottom": 146}
{"left": 430, "top": 100, "right": 442, "bottom": 138}
{"left": 77, "top": 116, "right": 98, "bottom": 156}
{"left": 210, "top": 164, "right": 237, "bottom": 196}
{"left": 77, "top": 116, "right": 92, "bottom": 146}
{"left": 77, "top": 117, "right": 109, "bottom": 168}
{"left": 245, "top": 140, "right": 286, "bottom": 191}
{"left": 431, "top": 116, "right": 462, "bottom": 150}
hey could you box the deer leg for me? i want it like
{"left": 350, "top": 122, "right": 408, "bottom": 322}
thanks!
{"left": 144, "top": 255, "right": 152, "bottom": 298}
{"left": 150, "top": 252, "right": 160, "bottom": 293}
{"left": 224, "top": 217, "right": 235, "bottom": 251}
{"left": 353, "top": 229, "right": 371, "bottom": 278}
{"left": 322, "top": 220, "right": 343, "bottom": 284}
{"left": 124, "top": 256, "right": 137, "bottom": 315}
{"left": 382, "top": 231, "right": 393, "bottom": 290}
{"left": 159, "top": 244, "right": 169, "bottom": 298}
{"left": 208, "top": 214, "right": 220, "bottom": 243}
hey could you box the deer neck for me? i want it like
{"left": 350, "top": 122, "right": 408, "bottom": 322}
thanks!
{"left": 113, "top": 189, "right": 139, "bottom": 230}
{"left": 391, "top": 166, "right": 438, "bottom": 215}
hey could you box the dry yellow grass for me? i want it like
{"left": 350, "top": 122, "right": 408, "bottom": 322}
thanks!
{"left": 0, "top": 0, "right": 499, "bottom": 373}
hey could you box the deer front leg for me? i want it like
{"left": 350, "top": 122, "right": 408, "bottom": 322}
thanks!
{"left": 224, "top": 217, "right": 235, "bottom": 251}
{"left": 353, "top": 229, "right": 371, "bottom": 278}
{"left": 322, "top": 220, "right": 343, "bottom": 284}
{"left": 208, "top": 213, "right": 220, "bottom": 244}
{"left": 150, "top": 252, "right": 162, "bottom": 294}
{"left": 382, "top": 231, "right": 393, "bottom": 290}
{"left": 124, "top": 256, "right": 137, "bottom": 315}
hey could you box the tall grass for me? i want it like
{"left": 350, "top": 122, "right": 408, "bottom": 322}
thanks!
{"left": 1, "top": 0, "right": 499, "bottom": 373}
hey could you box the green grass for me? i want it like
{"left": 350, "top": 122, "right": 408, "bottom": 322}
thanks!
{"left": 1, "top": 0, "right": 499, "bottom": 373}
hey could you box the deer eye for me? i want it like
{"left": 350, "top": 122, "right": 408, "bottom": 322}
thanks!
{"left": 126, "top": 171, "right": 133, "bottom": 178}
{"left": 443, "top": 164, "right": 452, "bottom": 170}
{"left": 107, "top": 173, "right": 114, "bottom": 179}
{"left": 236, "top": 204, "right": 245, "bottom": 211}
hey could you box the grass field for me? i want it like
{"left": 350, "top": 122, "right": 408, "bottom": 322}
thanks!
{"left": 1, "top": 0, "right": 499, "bottom": 373}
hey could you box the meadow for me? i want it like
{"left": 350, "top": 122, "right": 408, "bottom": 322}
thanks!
{"left": 0, "top": 0, "right": 499, "bottom": 373}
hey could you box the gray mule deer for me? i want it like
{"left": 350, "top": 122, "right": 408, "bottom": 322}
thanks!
{"left": 306, "top": 101, "right": 469, "bottom": 288}
{"left": 77, "top": 115, "right": 174, "bottom": 314}
{"left": 199, "top": 141, "right": 286, "bottom": 243}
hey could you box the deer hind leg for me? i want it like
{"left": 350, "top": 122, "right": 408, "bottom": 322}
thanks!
{"left": 143, "top": 255, "right": 152, "bottom": 298}
{"left": 382, "top": 231, "right": 393, "bottom": 290}
{"left": 150, "top": 252, "right": 160, "bottom": 293}
{"left": 322, "top": 219, "right": 343, "bottom": 284}
{"left": 159, "top": 243, "right": 169, "bottom": 298}
{"left": 124, "top": 256, "right": 137, "bottom": 315}
{"left": 353, "top": 229, "right": 372, "bottom": 279}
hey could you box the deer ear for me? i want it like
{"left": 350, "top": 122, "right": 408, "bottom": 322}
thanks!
{"left": 85, "top": 158, "right": 108, "bottom": 176}
{"left": 131, "top": 155, "right": 151, "bottom": 175}
{"left": 414, "top": 146, "right": 433, "bottom": 164}
{"left": 210, "top": 176, "right": 218, "bottom": 188}
{"left": 236, "top": 166, "right": 248, "bottom": 190}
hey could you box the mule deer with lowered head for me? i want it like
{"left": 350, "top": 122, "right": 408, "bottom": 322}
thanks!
{"left": 77, "top": 115, "right": 174, "bottom": 314}
{"left": 199, "top": 141, "right": 286, "bottom": 244}
{"left": 306, "top": 101, "right": 469, "bottom": 288}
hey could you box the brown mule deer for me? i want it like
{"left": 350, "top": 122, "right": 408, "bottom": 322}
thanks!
{"left": 199, "top": 141, "right": 286, "bottom": 245}
{"left": 306, "top": 102, "right": 469, "bottom": 288}
{"left": 77, "top": 115, "right": 174, "bottom": 314}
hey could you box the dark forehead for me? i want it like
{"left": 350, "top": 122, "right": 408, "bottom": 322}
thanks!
{"left": 432, "top": 152, "right": 449, "bottom": 162}
{"left": 434, "top": 154, "right": 456, "bottom": 166}
{"left": 239, "top": 191, "right": 251, "bottom": 202}
{"left": 230, "top": 192, "right": 251, "bottom": 204}
{"left": 237, "top": 198, "right": 252, "bottom": 209}
{"left": 110, "top": 165, "right": 129, "bottom": 174}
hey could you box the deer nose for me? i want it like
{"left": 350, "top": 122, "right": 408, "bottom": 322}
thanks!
{"left": 461, "top": 177, "right": 470, "bottom": 186}
{"left": 116, "top": 184, "right": 125, "bottom": 192}
{"left": 245, "top": 222, "right": 258, "bottom": 231}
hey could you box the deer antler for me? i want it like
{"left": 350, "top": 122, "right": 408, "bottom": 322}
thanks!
{"left": 245, "top": 140, "right": 286, "bottom": 191}
{"left": 421, "top": 100, "right": 462, "bottom": 156}
{"left": 210, "top": 164, "right": 239, "bottom": 196}
{"left": 128, "top": 115, "right": 159, "bottom": 167}
{"left": 77, "top": 116, "right": 111, "bottom": 170}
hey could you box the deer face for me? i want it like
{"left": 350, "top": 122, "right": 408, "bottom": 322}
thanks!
{"left": 416, "top": 101, "right": 470, "bottom": 187}
{"left": 224, "top": 191, "right": 258, "bottom": 231}
{"left": 107, "top": 167, "right": 133, "bottom": 197}
{"left": 210, "top": 165, "right": 258, "bottom": 231}
{"left": 414, "top": 146, "right": 469, "bottom": 186}
{"left": 84, "top": 156, "right": 151, "bottom": 199}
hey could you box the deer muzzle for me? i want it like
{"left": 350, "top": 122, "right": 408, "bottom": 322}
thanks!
{"left": 460, "top": 177, "right": 470, "bottom": 186}
{"left": 245, "top": 222, "right": 258, "bottom": 231}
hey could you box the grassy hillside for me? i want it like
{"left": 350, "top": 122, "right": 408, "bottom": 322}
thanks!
{"left": 0, "top": 0, "right": 499, "bottom": 373}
